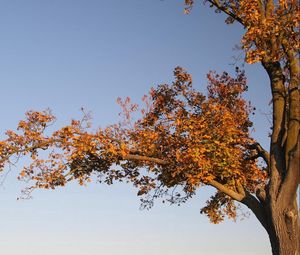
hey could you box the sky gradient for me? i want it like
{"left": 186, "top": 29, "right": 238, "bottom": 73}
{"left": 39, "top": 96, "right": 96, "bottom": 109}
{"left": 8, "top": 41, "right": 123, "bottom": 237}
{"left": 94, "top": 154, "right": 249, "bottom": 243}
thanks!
{"left": 0, "top": 1, "right": 271, "bottom": 254}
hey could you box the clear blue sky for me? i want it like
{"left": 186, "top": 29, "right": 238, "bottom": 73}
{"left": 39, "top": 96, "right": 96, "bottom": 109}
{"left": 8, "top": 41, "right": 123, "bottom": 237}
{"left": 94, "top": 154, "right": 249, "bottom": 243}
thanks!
{"left": 0, "top": 1, "right": 272, "bottom": 254}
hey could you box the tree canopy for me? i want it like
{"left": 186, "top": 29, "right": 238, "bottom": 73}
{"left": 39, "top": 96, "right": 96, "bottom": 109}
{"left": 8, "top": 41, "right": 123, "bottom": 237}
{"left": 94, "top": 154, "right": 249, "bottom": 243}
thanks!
{"left": 0, "top": 67, "right": 266, "bottom": 224}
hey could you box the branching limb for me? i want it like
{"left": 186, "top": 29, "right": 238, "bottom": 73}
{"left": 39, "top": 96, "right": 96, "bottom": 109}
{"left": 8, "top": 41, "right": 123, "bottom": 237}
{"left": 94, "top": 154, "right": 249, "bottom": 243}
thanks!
{"left": 208, "top": 179, "right": 245, "bottom": 201}
{"left": 119, "top": 152, "right": 248, "bottom": 202}
{"left": 240, "top": 191, "right": 268, "bottom": 231}
{"left": 208, "top": 179, "right": 267, "bottom": 230}
{"left": 248, "top": 142, "right": 270, "bottom": 167}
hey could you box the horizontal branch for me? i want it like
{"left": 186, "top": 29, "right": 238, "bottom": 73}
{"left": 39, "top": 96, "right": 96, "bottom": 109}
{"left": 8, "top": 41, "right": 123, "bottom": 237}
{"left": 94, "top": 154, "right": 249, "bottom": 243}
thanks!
{"left": 121, "top": 154, "right": 248, "bottom": 202}
{"left": 122, "top": 154, "right": 169, "bottom": 165}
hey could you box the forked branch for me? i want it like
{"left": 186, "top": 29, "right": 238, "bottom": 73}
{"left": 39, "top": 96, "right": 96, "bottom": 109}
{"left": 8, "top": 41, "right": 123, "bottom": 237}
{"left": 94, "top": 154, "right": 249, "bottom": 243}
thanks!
{"left": 248, "top": 142, "right": 270, "bottom": 167}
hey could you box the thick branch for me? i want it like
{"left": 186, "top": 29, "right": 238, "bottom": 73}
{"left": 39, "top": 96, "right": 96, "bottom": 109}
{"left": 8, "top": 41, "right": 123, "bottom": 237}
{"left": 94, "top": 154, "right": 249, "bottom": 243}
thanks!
{"left": 121, "top": 152, "right": 265, "bottom": 205}
{"left": 122, "top": 154, "right": 168, "bottom": 165}
{"left": 240, "top": 191, "right": 268, "bottom": 231}
{"left": 120, "top": 153, "right": 247, "bottom": 201}
{"left": 282, "top": 40, "right": 300, "bottom": 160}
{"left": 278, "top": 139, "right": 300, "bottom": 205}
{"left": 248, "top": 142, "right": 270, "bottom": 167}
{"left": 210, "top": 179, "right": 268, "bottom": 230}
{"left": 262, "top": 60, "right": 286, "bottom": 197}
{"left": 278, "top": 42, "right": 300, "bottom": 205}
{"left": 208, "top": 179, "right": 245, "bottom": 201}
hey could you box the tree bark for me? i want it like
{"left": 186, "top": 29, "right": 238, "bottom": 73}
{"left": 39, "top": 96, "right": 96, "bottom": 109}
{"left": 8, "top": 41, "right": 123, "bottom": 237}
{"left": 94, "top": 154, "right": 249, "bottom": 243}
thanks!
{"left": 267, "top": 196, "right": 300, "bottom": 255}
{"left": 256, "top": 61, "right": 299, "bottom": 255}
{"left": 240, "top": 188, "right": 299, "bottom": 255}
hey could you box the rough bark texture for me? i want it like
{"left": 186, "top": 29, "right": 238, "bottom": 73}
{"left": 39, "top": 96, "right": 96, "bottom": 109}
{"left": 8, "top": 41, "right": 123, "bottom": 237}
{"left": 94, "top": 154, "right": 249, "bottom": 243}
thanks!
{"left": 267, "top": 196, "right": 300, "bottom": 255}
{"left": 262, "top": 60, "right": 300, "bottom": 255}
{"left": 241, "top": 59, "right": 299, "bottom": 255}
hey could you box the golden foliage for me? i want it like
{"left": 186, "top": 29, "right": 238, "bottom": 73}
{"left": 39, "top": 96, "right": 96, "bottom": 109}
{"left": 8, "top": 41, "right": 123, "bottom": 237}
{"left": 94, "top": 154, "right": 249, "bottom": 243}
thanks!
{"left": 0, "top": 68, "right": 267, "bottom": 222}
{"left": 185, "top": 0, "right": 299, "bottom": 64}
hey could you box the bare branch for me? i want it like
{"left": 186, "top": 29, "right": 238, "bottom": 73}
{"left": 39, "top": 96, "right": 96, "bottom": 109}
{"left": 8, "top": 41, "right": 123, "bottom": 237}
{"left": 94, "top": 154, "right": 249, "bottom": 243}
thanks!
{"left": 206, "top": 0, "right": 244, "bottom": 25}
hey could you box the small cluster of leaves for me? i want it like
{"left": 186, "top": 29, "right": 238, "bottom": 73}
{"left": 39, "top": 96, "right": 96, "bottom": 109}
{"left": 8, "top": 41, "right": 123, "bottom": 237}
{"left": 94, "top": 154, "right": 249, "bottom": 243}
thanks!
{"left": 200, "top": 192, "right": 237, "bottom": 224}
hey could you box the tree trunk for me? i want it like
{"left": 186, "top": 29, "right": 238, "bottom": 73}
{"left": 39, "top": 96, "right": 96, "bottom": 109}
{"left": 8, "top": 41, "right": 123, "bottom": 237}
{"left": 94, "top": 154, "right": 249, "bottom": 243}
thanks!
{"left": 259, "top": 60, "right": 300, "bottom": 255}
{"left": 265, "top": 142, "right": 300, "bottom": 255}
{"left": 267, "top": 197, "right": 299, "bottom": 255}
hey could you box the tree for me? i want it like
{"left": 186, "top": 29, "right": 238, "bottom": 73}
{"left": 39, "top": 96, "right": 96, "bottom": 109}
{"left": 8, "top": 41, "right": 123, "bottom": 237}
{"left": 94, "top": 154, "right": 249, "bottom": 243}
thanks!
{"left": 0, "top": 1, "right": 299, "bottom": 254}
